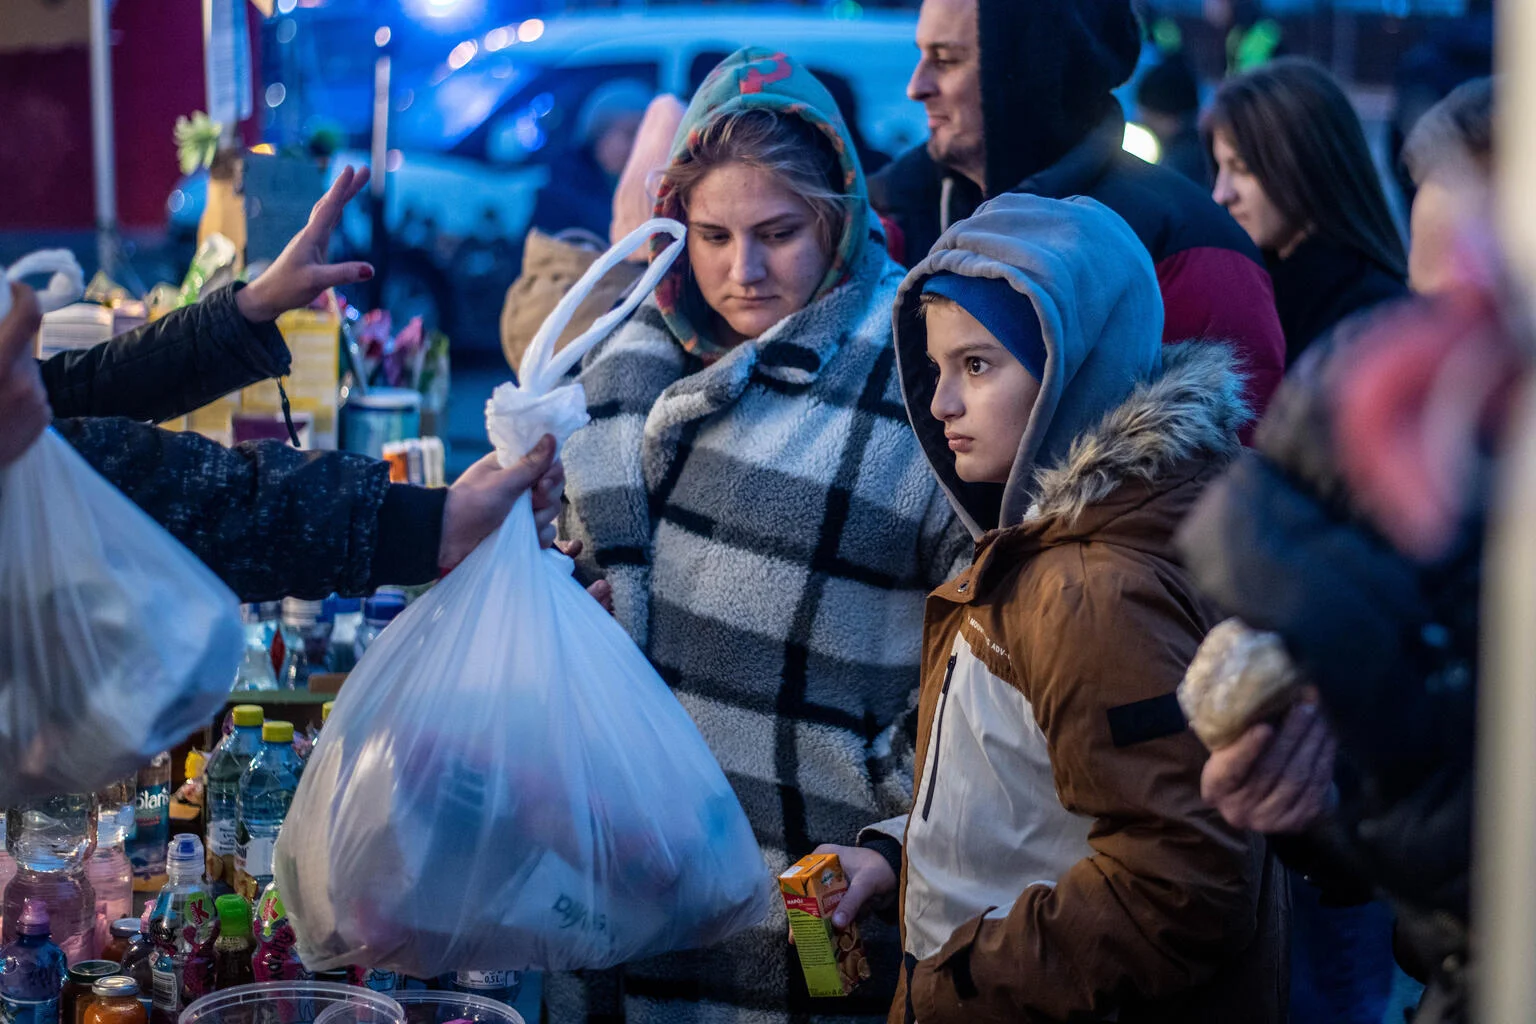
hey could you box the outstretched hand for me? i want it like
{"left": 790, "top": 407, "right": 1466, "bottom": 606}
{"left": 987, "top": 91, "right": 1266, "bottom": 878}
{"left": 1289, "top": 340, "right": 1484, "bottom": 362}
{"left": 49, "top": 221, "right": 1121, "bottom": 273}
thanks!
{"left": 237, "top": 165, "right": 376, "bottom": 323}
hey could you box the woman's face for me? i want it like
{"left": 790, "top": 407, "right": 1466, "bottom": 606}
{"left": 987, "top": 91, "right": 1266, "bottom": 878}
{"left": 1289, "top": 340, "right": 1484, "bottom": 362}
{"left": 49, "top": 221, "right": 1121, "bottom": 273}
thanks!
{"left": 685, "top": 162, "right": 832, "bottom": 344}
{"left": 1211, "top": 129, "right": 1300, "bottom": 255}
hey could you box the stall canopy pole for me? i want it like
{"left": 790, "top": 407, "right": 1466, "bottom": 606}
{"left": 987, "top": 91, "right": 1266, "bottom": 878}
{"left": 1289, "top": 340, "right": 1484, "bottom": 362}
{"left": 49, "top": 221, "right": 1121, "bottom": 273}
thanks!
{"left": 1475, "top": 2, "right": 1536, "bottom": 1021}
{"left": 88, "top": 0, "right": 117, "bottom": 278}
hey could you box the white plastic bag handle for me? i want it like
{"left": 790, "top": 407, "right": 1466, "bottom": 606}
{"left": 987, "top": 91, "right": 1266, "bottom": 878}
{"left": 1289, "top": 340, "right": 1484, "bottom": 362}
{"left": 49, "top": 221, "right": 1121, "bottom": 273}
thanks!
{"left": 517, "top": 218, "right": 686, "bottom": 396}
{"left": 0, "top": 249, "right": 86, "bottom": 321}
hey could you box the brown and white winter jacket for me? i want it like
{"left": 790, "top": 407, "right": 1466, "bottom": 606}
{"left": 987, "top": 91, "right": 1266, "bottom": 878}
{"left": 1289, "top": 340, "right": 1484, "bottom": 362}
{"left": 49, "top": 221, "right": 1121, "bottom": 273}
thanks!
{"left": 874, "top": 195, "right": 1288, "bottom": 1024}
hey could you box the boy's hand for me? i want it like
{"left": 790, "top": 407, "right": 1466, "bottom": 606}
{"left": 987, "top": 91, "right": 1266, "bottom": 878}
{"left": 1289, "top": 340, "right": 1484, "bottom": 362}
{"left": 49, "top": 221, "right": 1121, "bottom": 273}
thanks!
{"left": 813, "top": 844, "right": 897, "bottom": 929}
{"left": 1201, "top": 700, "right": 1337, "bottom": 834}
{"left": 237, "top": 165, "right": 375, "bottom": 323}
{"left": 555, "top": 539, "right": 616, "bottom": 613}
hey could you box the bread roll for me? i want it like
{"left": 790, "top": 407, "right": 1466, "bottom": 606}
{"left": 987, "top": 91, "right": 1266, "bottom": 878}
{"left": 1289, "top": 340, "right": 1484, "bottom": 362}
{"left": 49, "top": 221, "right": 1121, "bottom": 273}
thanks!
{"left": 1179, "top": 619, "right": 1303, "bottom": 750}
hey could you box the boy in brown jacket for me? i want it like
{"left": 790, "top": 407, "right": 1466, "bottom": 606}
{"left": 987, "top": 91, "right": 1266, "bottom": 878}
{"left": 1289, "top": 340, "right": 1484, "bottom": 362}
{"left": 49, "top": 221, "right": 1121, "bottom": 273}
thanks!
{"left": 812, "top": 193, "right": 1287, "bottom": 1023}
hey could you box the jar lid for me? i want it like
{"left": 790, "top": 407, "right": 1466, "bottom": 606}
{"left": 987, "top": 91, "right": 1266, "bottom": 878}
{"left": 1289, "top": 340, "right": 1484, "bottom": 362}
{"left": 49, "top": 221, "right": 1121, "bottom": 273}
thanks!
{"left": 91, "top": 976, "right": 138, "bottom": 998}
{"left": 347, "top": 387, "right": 421, "bottom": 411}
{"left": 67, "top": 961, "right": 120, "bottom": 984}
{"left": 109, "top": 919, "right": 141, "bottom": 939}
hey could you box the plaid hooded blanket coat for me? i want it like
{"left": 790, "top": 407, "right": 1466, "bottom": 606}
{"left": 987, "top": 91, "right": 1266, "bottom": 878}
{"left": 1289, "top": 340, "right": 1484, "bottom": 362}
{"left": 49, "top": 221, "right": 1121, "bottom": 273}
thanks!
{"left": 552, "top": 47, "right": 970, "bottom": 1024}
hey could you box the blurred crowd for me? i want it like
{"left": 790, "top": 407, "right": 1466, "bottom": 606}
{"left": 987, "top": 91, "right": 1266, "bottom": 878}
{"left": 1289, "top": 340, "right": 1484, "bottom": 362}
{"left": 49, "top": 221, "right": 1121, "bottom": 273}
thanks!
{"left": 0, "top": 0, "right": 1519, "bottom": 1023}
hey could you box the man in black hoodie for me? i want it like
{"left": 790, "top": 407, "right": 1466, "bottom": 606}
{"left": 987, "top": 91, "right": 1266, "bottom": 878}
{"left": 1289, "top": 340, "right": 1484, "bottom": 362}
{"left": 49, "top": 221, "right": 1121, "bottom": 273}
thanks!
{"left": 871, "top": 0, "right": 1287, "bottom": 428}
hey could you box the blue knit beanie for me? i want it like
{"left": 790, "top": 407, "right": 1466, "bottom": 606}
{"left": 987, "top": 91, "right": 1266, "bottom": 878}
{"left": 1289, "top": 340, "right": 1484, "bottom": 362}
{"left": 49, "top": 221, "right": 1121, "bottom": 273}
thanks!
{"left": 922, "top": 273, "right": 1046, "bottom": 381}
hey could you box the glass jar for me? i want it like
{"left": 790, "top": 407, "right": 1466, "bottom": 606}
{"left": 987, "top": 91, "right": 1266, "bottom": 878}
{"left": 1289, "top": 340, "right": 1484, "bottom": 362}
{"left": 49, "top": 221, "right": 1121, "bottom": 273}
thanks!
{"left": 84, "top": 976, "right": 145, "bottom": 1024}
{"left": 62, "top": 961, "right": 119, "bottom": 1024}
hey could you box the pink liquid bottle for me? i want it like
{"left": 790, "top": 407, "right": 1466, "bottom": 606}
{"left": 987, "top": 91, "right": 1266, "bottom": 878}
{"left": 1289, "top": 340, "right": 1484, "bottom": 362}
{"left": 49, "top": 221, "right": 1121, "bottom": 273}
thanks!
{"left": 3, "top": 795, "right": 98, "bottom": 964}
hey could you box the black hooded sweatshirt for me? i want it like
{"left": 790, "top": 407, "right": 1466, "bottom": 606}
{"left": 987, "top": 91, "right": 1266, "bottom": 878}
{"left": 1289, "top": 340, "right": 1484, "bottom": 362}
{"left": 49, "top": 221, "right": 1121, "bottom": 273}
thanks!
{"left": 869, "top": 0, "right": 1287, "bottom": 429}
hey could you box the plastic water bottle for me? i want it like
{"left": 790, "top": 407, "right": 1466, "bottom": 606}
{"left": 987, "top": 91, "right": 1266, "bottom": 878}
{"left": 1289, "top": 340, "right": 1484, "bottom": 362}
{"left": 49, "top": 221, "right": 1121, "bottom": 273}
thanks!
{"left": 148, "top": 837, "right": 215, "bottom": 1024}
{"left": 127, "top": 756, "right": 171, "bottom": 891}
{"left": 278, "top": 600, "right": 331, "bottom": 690}
{"left": 204, "top": 706, "right": 264, "bottom": 889}
{"left": 3, "top": 795, "right": 98, "bottom": 964}
{"left": 353, "top": 590, "right": 406, "bottom": 663}
{"left": 0, "top": 812, "right": 16, "bottom": 936}
{"left": 0, "top": 899, "right": 68, "bottom": 1024}
{"left": 324, "top": 597, "right": 362, "bottom": 673}
{"left": 450, "top": 970, "right": 522, "bottom": 1007}
{"left": 235, "top": 723, "right": 301, "bottom": 901}
{"left": 251, "top": 882, "right": 310, "bottom": 983}
{"left": 85, "top": 781, "right": 134, "bottom": 957}
{"left": 233, "top": 605, "right": 279, "bottom": 692}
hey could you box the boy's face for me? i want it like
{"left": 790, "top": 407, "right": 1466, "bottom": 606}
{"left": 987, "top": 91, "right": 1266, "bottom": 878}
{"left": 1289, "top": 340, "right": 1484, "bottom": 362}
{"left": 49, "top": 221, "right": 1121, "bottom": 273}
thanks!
{"left": 925, "top": 301, "right": 1041, "bottom": 485}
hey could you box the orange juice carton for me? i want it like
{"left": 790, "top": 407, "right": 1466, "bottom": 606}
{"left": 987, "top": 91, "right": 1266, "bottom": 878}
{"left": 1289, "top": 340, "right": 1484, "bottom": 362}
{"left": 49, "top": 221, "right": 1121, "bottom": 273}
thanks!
{"left": 780, "top": 852, "right": 870, "bottom": 998}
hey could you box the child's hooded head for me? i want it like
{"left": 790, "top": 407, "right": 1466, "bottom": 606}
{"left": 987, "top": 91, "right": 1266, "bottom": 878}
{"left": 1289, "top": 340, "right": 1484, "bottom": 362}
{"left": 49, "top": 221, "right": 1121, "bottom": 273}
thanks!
{"left": 920, "top": 274, "right": 1046, "bottom": 485}
{"left": 895, "top": 194, "right": 1164, "bottom": 535}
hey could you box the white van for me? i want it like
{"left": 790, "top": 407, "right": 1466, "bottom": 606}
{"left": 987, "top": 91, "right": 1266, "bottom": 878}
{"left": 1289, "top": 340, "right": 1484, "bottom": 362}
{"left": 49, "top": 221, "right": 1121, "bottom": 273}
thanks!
{"left": 334, "top": 8, "right": 923, "bottom": 350}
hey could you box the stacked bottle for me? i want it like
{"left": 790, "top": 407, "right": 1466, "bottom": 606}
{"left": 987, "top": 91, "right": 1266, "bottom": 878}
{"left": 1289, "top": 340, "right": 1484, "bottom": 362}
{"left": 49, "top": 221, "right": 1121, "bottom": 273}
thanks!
{"left": 4, "top": 795, "right": 98, "bottom": 963}
{"left": 204, "top": 706, "right": 264, "bottom": 889}
{"left": 147, "top": 836, "right": 215, "bottom": 1024}
{"left": 235, "top": 723, "right": 301, "bottom": 901}
{"left": 87, "top": 781, "right": 135, "bottom": 956}
{"left": 0, "top": 899, "right": 68, "bottom": 1024}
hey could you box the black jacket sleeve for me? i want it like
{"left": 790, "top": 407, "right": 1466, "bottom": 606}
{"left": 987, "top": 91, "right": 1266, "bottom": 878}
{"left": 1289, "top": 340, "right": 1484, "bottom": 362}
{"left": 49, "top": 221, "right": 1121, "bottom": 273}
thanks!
{"left": 40, "top": 283, "right": 291, "bottom": 422}
{"left": 53, "top": 417, "right": 445, "bottom": 603}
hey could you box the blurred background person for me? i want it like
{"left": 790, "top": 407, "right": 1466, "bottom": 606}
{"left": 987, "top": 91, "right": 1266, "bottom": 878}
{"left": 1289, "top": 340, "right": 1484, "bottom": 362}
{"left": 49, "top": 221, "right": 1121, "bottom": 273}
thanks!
{"left": 1137, "top": 53, "right": 1209, "bottom": 187}
{"left": 1180, "top": 78, "right": 1502, "bottom": 1024}
{"left": 1136, "top": 53, "right": 1204, "bottom": 188}
{"left": 528, "top": 78, "right": 654, "bottom": 241}
{"left": 1206, "top": 58, "right": 1408, "bottom": 369}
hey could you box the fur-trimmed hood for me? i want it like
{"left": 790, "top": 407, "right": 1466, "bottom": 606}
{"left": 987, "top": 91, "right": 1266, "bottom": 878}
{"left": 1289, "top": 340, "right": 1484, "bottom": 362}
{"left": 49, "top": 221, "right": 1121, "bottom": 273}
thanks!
{"left": 1027, "top": 340, "right": 1250, "bottom": 528}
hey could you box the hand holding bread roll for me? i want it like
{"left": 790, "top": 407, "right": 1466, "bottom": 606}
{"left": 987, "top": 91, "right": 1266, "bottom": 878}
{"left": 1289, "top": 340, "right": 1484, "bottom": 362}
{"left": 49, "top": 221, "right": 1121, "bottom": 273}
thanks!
{"left": 1179, "top": 619, "right": 1304, "bottom": 750}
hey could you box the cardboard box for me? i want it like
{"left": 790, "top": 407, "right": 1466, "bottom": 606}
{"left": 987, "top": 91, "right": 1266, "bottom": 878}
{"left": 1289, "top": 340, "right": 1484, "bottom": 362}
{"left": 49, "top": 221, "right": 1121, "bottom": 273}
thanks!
{"left": 780, "top": 852, "right": 870, "bottom": 998}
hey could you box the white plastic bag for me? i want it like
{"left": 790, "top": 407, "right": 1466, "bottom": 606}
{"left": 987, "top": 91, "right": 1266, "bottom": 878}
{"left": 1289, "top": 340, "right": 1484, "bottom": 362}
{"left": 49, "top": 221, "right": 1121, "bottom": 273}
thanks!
{"left": 0, "top": 429, "right": 244, "bottom": 803}
{"left": 276, "top": 220, "right": 773, "bottom": 977}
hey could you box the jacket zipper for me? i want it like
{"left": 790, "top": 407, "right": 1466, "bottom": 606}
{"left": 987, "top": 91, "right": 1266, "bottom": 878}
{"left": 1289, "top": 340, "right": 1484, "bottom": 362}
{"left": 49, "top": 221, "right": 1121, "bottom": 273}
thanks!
{"left": 921, "top": 653, "right": 958, "bottom": 822}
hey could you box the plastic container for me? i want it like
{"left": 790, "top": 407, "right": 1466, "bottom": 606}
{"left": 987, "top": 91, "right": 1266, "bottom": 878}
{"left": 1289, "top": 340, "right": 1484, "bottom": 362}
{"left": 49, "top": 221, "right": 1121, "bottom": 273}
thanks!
{"left": 234, "top": 607, "right": 280, "bottom": 692}
{"left": 0, "top": 899, "right": 68, "bottom": 1024}
{"left": 64, "top": 962, "right": 121, "bottom": 1024}
{"left": 204, "top": 706, "right": 264, "bottom": 889}
{"left": 235, "top": 725, "right": 301, "bottom": 901}
{"left": 391, "top": 991, "right": 524, "bottom": 1024}
{"left": 177, "top": 982, "right": 406, "bottom": 1024}
{"left": 129, "top": 756, "right": 172, "bottom": 891}
{"left": 148, "top": 836, "right": 215, "bottom": 1024}
{"left": 352, "top": 591, "right": 406, "bottom": 663}
{"left": 341, "top": 389, "right": 422, "bottom": 459}
{"left": 278, "top": 601, "right": 331, "bottom": 690}
{"left": 85, "top": 976, "right": 145, "bottom": 1024}
{"left": 5, "top": 794, "right": 99, "bottom": 962}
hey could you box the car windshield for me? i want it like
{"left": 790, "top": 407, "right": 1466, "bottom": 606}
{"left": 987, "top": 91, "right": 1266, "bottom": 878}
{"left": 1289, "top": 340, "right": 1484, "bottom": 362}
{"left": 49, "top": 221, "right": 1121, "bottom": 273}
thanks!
{"left": 392, "top": 56, "right": 536, "bottom": 152}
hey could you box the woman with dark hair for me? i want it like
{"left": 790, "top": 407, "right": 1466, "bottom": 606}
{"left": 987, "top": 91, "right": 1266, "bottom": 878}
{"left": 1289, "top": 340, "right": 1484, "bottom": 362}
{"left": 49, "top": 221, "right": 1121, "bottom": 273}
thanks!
{"left": 1206, "top": 58, "right": 1408, "bottom": 367}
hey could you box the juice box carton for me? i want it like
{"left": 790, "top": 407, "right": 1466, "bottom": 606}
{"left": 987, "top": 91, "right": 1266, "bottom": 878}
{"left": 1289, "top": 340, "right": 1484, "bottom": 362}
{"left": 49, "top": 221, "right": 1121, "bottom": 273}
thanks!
{"left": 780, "top": 852, "right": 870, "bottom": 998}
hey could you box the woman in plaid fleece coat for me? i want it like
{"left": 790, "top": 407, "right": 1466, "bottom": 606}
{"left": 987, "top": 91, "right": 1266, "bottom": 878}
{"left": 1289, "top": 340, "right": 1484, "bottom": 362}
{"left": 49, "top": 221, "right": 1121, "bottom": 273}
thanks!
{"left": 552, "top": 48, "right": 970, "bottom": 1024}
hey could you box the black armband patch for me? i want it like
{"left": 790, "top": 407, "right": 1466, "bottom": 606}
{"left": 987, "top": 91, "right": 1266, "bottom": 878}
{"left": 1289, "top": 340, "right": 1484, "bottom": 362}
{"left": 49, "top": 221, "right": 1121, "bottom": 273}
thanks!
{"left": 1106, "top": 692, "right": 1188, "bottom": 747}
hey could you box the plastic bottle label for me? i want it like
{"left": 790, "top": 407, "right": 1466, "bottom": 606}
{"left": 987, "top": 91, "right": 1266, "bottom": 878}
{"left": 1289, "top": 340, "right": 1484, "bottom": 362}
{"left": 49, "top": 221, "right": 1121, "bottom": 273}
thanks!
{"left": 151, "top": 964, "right": 179, "bottom": 1013}
{"left": 361, "top": 970, "right": 396, "bottom": 994}
{"left": 207, "top": 819, "right": 238, "bottom": 859}
{"left": 0, "top": 996, "right": 59, "bottom": 1024}
{"left": 240, "top": 837, "right": 275, "bottom": 880}
{"left": 454, "top": 970, "right": 516, "bottom": 990}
